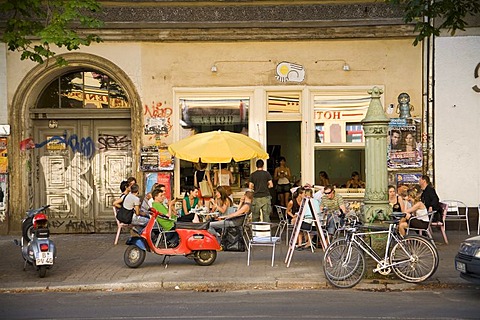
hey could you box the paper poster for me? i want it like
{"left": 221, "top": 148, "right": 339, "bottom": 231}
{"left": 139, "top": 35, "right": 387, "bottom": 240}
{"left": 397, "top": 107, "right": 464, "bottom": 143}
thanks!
{"left": 387, "top": 119, "right": 422, "bottom": 169}
{"left": 145, "top": 172, "right": 173, "bottom": 200}
{"left": 140, "top": 145, "right": 174, "bottom": 171}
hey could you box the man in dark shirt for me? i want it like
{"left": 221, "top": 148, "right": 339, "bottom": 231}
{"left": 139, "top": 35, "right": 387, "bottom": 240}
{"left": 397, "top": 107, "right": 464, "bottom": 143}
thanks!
{"left": 249, "top": 159, "right": 273, "bottom": 222}
{"left": 419, "top": 175, "right": 441, "bottom": 221}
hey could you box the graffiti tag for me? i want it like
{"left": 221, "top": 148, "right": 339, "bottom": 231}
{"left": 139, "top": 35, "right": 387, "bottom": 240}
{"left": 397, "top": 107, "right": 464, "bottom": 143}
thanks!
{"left": 35, "top": 133, "right": 95, "bottom": 158}
{"left": 98, "top": 135, "right": 132, "bottom": 151}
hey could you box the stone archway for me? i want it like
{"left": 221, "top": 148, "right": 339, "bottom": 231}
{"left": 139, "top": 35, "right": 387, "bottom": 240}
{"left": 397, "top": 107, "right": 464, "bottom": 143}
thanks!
{"left": 9, "top": 53, "right": 142, "bottom": 233}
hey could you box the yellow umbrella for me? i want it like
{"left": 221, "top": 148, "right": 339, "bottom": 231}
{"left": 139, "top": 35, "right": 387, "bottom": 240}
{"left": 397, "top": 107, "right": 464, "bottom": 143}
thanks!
{"left": 168, "top": 130, "right": 269, "bottom": 163}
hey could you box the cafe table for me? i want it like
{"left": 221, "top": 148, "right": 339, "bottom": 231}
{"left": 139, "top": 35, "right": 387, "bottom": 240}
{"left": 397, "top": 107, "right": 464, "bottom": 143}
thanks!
{"left": 190, "top": 207, "right": 220, "bottom": 222}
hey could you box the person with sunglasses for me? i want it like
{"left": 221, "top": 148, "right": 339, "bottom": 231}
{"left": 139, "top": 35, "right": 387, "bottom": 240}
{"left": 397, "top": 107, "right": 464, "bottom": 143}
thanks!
{"left": 320, "top": 185, "right": 347, "bottom": 236}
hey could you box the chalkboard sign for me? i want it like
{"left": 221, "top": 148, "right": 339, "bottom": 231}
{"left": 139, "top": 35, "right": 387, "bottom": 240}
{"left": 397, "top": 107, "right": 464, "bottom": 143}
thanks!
{"left": 285, "top": 197, "right": 329, "bottom": 267}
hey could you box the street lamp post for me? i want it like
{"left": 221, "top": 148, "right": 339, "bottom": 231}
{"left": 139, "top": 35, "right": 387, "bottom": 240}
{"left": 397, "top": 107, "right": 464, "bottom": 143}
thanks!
{"left": 361, "top": 86, "right": 391, "bottom": 222}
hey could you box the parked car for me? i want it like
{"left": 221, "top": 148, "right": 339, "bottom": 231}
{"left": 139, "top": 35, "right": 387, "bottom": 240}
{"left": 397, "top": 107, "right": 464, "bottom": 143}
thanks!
{"left": 455, "top": 235, "right": 480, "bottom": 284}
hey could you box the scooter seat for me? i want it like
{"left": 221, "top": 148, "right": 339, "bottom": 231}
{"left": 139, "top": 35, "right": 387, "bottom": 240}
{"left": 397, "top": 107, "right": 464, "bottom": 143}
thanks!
{"left": 34, "top": 228, "right": 50, "bottom": 238}
{"left": 176, "top": 221, "right": 210, "bottom": 230}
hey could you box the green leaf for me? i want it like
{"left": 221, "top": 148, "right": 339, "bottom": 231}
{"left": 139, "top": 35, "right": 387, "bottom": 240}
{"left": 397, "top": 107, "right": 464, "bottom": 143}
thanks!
{"left": 1, "top": 0, "right": 104, "bottom": 65}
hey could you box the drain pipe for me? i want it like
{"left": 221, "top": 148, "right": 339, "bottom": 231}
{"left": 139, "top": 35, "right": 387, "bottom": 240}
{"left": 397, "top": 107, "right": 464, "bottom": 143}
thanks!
{"left": 423, "top": 10, "right": 435, "bottom": 184}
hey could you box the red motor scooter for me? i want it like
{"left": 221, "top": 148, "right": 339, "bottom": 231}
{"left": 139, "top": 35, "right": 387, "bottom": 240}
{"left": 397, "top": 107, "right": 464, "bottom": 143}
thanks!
{"left": 123, "top": 207, "right": 221, "bottom": 268}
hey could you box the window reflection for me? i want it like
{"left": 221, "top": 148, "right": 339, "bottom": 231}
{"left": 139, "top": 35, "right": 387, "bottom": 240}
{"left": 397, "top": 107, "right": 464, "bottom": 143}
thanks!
{"left": 37, "top": 70, "right": 129, "bottom": 109}
{"left": 179, "top": 97, "right": 249, "bottom": 134}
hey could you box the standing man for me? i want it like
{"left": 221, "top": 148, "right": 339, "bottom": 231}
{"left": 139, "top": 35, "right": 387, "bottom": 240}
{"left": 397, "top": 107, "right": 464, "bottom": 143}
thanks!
{"left": 419, "top": 175, "right": 441, "bottom": 220}
{"left": 249, "top": 159, "right": 273, "bottom": 222}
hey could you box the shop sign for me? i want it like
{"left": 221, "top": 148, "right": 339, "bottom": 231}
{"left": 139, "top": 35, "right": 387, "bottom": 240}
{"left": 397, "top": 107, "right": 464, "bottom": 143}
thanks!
{"left": 314, "top": 109, "right": 367, "bottom": 122}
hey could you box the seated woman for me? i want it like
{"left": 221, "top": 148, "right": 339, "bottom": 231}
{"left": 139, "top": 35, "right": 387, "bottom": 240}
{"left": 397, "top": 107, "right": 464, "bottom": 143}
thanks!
{"left": 209, "top": 190, "right": 253, "bottom": 236}
{"left": 286, "top": 186, "right": 305, "bottom": 224}
{"left": 177, "top": 186, "right": 202, "bottom": 222}
{"left": 209, "top": 186, "right": 234, "bottom": 217}
{"left": 346, "top": 171, "right": 365, "bottom": 188}
{"left": 398, "top": 189, "right": 430, "bottom": 236}
{"left": 388, "top": 185, "right": 405, "bottom": 214}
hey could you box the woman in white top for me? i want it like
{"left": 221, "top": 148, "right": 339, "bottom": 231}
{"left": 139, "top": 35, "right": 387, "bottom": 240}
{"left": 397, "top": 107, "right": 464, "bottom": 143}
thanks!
{"left": 399, "top": 189, "right": 429, "bottom": 236}
{"left": 214, "top": 166, "right": 234, "bottom": 195}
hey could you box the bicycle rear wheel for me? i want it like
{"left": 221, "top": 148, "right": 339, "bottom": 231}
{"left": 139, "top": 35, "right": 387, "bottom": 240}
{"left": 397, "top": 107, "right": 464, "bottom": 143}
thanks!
{"left": 390, "top": 236, "right": 438, "bottom": 283}
{"left": 323, "top": 240, "right": 365, "bottom": 288}
{"left": 403, "top": 235, "right": 439, "bottom": 273}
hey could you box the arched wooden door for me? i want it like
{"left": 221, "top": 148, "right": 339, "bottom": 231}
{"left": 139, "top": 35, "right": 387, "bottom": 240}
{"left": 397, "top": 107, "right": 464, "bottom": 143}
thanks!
{"left": 33, "top": 119, "right": 132, "bottom": 233}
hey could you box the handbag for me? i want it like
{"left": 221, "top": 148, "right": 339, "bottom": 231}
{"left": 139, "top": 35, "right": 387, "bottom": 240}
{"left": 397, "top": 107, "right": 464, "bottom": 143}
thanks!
{"left": 116, "top": 205, "right": 134, "bottom": 224}
{"left": 199, "top": 177, "right": 213, "bottom": 198}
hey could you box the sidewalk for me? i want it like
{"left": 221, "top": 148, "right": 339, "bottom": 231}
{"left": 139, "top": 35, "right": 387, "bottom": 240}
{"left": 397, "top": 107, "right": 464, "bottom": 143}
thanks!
{"left": 0, "top": 230, "right": 474, "bottom": 293}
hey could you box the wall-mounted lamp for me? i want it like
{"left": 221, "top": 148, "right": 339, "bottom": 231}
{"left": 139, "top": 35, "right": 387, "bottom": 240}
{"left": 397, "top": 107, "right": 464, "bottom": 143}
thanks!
{"left": 211, "top": 65, "right": 218, "bottom": 73}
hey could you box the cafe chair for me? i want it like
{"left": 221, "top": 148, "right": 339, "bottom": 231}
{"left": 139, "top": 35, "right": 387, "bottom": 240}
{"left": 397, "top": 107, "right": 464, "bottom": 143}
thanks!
{"left": 247, "top": 222, "right": 280, "bottom": 267}
{"left": 406, "top": 210, "right": 435, "bottom": 245}
{"left": 442, "top": 200, "right": 470, "bottom": 235}
{"left": 430, "top": 202, "right": 449, "bottom": 245}
{"left": 113, "top": 206, "right": 131, "bottom": 245}
{"left": 275, "top": 205, "right": 294, "bottom": 245}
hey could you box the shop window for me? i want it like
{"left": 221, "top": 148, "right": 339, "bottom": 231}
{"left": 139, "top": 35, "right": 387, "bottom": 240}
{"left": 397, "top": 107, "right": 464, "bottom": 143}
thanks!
{"left": 37, "top": 70, "right": 129, "bottom": 109}
{"left": 346, "top": 123, "right": 364, "bottom": 143}
{"left": 313, "top": 89, "right": 370, "bottom": 145}
{"left": 267, "top": 92, "right": 300, "bottom": 113}
{"left": 177, "top": 96, "right": 250, "bottom": 190}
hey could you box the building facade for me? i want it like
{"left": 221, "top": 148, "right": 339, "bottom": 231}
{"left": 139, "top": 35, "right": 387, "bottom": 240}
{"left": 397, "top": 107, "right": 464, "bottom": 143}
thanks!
{"left": 0, "top": 1, "right": 429, "bottom": 234}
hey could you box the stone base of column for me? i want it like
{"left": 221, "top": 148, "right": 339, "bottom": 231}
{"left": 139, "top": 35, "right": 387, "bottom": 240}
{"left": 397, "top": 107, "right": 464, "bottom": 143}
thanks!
{"left": 363, "top": 203, "right": 392, "bottom": 223}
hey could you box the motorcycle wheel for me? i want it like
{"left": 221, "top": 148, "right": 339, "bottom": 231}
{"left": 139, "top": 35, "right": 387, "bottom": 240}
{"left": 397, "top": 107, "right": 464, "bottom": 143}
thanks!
{"left": 124, "top": 245, "right": 146, "bottom": 268}
{"left": 22, "top": 218, "right": 34, "bottom": 243}
{"left": 194, "top": 250, "right": 217, "bottom": 266}
{"left": 38, "top": 265, "right": 47, "bottom": 278}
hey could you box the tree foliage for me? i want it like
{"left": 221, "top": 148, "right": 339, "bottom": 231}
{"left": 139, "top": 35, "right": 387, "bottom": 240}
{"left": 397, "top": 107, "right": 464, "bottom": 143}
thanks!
{"left": 0, "top": 0, "right": 103, "bottom": 65}
{"left": 387, "top": 0, "right": 480, "bottom": 46}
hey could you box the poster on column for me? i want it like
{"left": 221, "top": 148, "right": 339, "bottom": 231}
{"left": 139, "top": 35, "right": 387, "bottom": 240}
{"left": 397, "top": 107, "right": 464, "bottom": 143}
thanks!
{"left": 396, "top": 172, "right": 422, "bottom": 189}
{"left": 387, "top": 118, "right": 422, "bottom": 169}
{"left": 145, "top": 172, "right": 173, "bottom": 200}
{"left": 0, "top": 138, "right": 7, "bottom": 173}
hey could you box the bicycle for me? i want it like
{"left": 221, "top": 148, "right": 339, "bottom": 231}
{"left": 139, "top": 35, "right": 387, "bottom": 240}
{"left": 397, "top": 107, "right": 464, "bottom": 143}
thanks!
{"left": 323, "top": 217, "right": 439, "bottom": 288}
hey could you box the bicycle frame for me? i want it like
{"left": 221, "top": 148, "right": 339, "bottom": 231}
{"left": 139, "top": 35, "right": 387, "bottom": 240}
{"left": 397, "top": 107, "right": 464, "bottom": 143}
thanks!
{"left": 344, "top": 223, "right": 416, "bottom": 274}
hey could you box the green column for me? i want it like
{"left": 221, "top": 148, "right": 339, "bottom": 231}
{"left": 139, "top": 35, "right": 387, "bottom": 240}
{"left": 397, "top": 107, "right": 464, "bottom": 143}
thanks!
{"left": 361, "top": 87, "right": 391, "bottom": 222}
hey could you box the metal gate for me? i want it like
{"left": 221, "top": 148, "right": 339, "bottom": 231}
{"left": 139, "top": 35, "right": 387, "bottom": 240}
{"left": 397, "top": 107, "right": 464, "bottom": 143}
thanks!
{"left": 33, "top": 119, "right": 132, "bottom": 233}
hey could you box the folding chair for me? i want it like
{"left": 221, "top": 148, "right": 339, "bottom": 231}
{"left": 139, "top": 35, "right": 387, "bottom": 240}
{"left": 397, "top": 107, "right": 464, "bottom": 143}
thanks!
{"left": 406, "top": 210, "right": 435, "bottom": 245}
{"left": 113, "top": 207, "right": 131, "bottom": 245}
{"left": 247, "top": 222, "right": 280, "bottom": 267}
{"left": 443, "top": 200, "right": 470, "bottom": 235}
{"left": 274, "top": 205, "right": 294, "bottom": 245}
{"left": 430, "top": 202, "right": 449, "bottom": 245}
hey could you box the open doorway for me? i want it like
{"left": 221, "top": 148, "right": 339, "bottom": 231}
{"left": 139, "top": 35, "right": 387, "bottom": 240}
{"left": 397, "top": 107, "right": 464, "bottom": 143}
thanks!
{"left": 267, "top": 121, "right": 301, "bottom": 206}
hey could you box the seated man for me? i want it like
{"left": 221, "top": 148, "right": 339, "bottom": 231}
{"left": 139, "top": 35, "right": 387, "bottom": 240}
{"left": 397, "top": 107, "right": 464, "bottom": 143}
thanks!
{"left": 151, "top": 189, "right": 178, "bottom": 247}
{"left": 320, "top": 185, "right": 347, "bottom": 236}
{"left": 209, "top": 190, "right": 253, "bottom": 240}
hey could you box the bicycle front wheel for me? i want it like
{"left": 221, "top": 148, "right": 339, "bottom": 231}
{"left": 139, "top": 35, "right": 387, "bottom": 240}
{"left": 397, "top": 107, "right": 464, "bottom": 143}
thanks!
{"left": 390, "top": 236, "right": 438, "bottom": 283}
{"left": 323, "top": 241, "right": 365, "bottom": 288}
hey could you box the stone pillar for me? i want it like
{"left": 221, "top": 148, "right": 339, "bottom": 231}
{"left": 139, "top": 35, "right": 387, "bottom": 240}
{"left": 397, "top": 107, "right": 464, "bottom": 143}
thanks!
{"left": 361, "top": 87, "right": 391, "bottom": 222}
